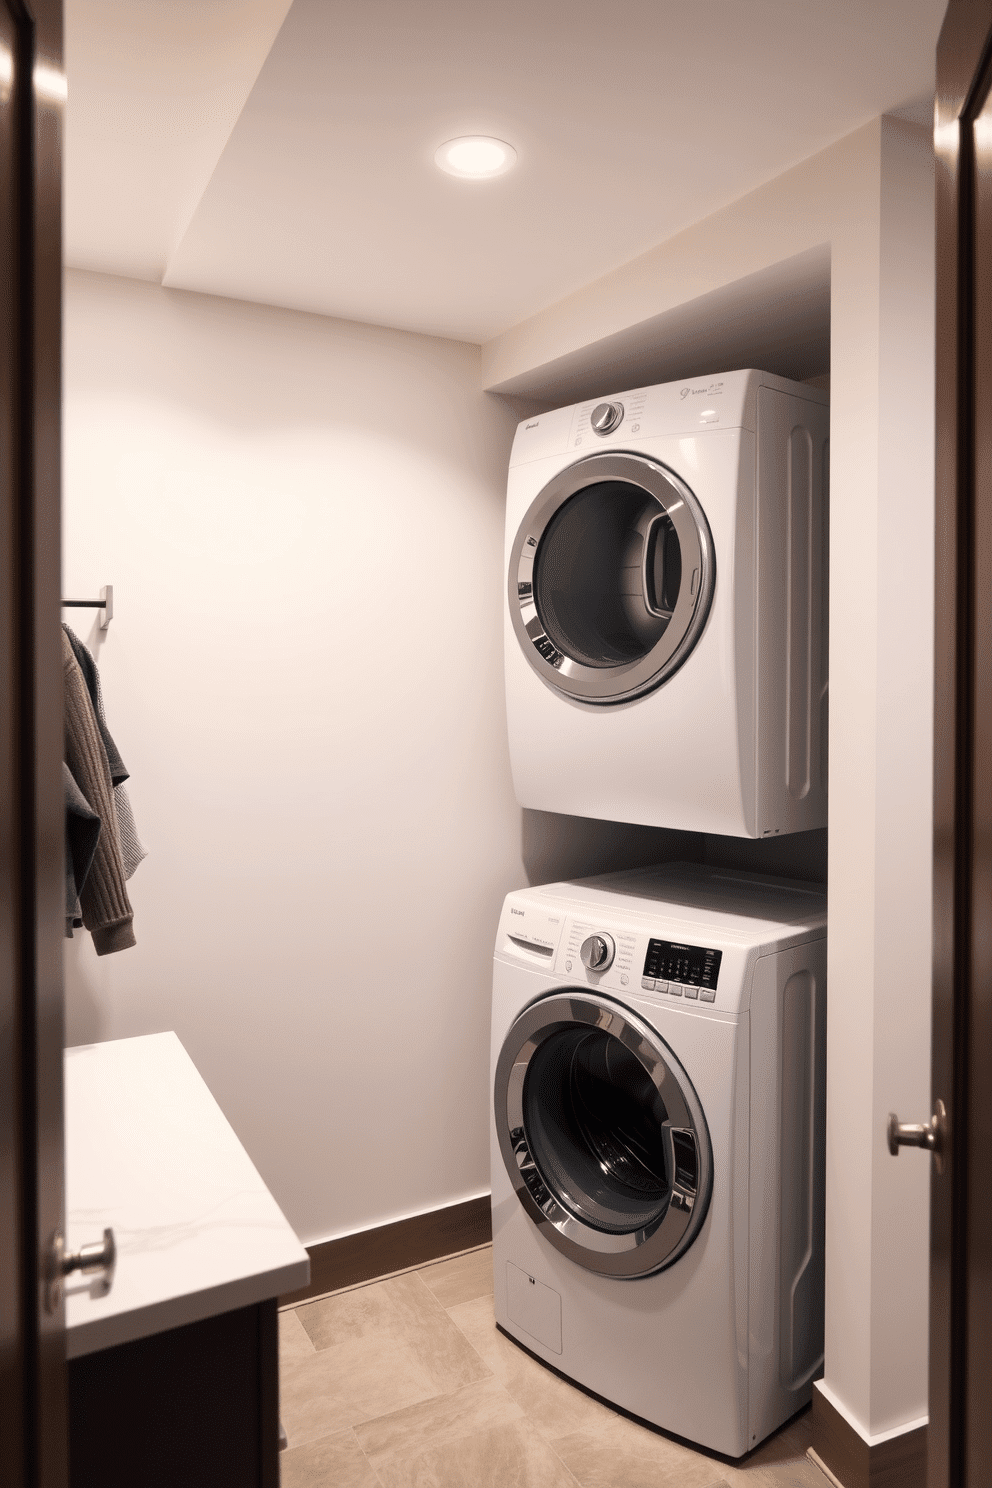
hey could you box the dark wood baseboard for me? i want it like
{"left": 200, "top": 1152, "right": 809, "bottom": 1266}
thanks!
{"left": 279, "top": 1195, "right": 492, "bottom": 1307}
{"left": 810, "top": 1386, "right": 926, "bottom": 1488}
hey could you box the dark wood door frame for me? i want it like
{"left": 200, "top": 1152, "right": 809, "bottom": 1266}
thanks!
{"left": 0, "top": 1, "right": 66, "bottom": 1485}
{"left": 933, "top": 3, "right": 992, "bottom": 1485}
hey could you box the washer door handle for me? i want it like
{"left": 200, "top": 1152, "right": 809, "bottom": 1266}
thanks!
{"left": 642, "top": 512, "right": 675, "bottom": 620}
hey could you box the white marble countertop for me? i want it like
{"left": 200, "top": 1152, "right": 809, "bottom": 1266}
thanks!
{"left": 65, "top": 1031, "right": 309, "bottom": 1360}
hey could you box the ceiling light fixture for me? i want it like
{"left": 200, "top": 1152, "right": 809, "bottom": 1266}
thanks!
{"left": 434, "top": 136, "right": 516, "bottom": 179}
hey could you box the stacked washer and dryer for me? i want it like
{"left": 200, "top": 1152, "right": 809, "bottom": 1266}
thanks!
{"left": 491, "top": 369, "right": 830, "bottom": 1456}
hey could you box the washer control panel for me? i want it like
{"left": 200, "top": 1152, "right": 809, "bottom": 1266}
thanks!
{"left": 521, "top": 909, "right": 736, "bottom": 1009}
{"left": 641, "top": 938, "right": 722, "bottom": 1003}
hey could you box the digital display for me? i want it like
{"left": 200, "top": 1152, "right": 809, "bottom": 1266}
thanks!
{"left": 643, "top": 938, "right": 721, "bottom": 989}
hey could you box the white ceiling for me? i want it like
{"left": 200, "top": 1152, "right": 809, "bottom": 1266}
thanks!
{"left": 65, "top": 0, "right": 946, "bottom": 345}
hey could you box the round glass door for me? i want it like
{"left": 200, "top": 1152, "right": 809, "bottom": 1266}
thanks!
{"left": 494, "top": 992, "right": 712, "bottom": 1278}
{"left": 509, "top": 452, "right": 715, "bottom": 704}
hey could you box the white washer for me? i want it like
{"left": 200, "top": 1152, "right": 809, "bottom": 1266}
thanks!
{"left": 491, "top": 863, "right": 826, "bottom": 1458}
{"left": 505, "top": 370, "right": 829, "bottom": 837}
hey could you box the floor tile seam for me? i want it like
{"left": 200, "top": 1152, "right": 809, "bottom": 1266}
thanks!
{"left": 294, "top": 1335, "right": 499, "bottom": 1392}
{"left": 279, "top": 1309, "right": 318, "bottom": 1360}
{"left": 542, "top": 1435, "right": 586, "bottom": 1488}
{"left": 401, "top": 1270, "right": 500, "bottom": 1382}
{"left": 281, "top": 1339, "right": 498, "bottom": 1435}
{"left": 296, "top": 1280, "right": 498, "bottom": 1366}
{"left": 279, "top": 1242, "right": 493, "bottom": 1312}
{"left": 280, "top": 1423, "right": 376, "bottom": 1472}
{"left": 351, "top": 1424, "right": 388, "bottom": 1488}
{"left": 456, "top": 1354, "right": 628, "bottom": 1455}
{"left": 353, "top": 1373, "right": 530, "bottom": 1459}
{"left": 294, "top": 1273, "right": 438, "bottom": 1349}
{"left": 439, "top": 1290, "right": 501, "bottom": 1374}
{"left": 451, "top": 1320, "right": 627, "bottom": 1445}
{"left": 283, "top": 1382, "right": 458, "bottom": 1451}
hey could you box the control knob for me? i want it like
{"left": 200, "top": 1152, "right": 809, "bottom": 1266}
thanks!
{"left": 580, "top": 932, "right": 616, "bottom": 972}
{"left": 590, "top": 401, "right": 624, "bottom": 435}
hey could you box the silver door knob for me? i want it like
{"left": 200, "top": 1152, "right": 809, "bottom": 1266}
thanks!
{"left": 46, "top": 1226, "right": 116, "bottom": 1312}
{"left": 580, "top": 933, "right": 615, "bottom": 971}
{"left": 887, "top": 1099, "right": 946, "bottom": 1174}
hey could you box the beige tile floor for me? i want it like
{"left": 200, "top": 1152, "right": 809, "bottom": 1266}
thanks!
{"left": 279, "top": 1245, "right": 829, "bottom": 1488}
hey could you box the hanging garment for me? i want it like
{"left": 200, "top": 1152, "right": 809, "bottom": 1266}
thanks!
{"left": 63, "top": 632, "right": 136, "bottom": 954}
{"left": 62, "top": 624, "right": 146, "bottom": 880}
{"left": 63, "top": 763, "right": 100, "bottom": 937}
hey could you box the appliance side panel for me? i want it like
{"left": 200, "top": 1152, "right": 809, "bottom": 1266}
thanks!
{"left": 747, "top": 938, "right": 827, "bottom": 1447}
{"left": 734, "top": 430, "right": 758, "bottom": 835}
{"left": 747, "top": 951, "right": 781, "bottom": 1443}
{"left": 755, "top": 389, "right": 830, "bottom": 835}
{"left": 817, "top": 429, "right": 830, "bottom": 819}
{"left": 733, "top": 1005, "right": 752, "bottom": 1432}
{"left": 778, "top": 949, "right": 827, "bottom": 1396}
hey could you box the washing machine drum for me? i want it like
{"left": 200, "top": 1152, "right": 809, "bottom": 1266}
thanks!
{"left": 494, "top": 993, "right": 713, "bottom": 1278}
{"left": 509, "top": 451, "right": 715, "bottom": 704}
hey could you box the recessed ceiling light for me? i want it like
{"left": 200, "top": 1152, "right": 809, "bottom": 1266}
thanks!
{"left": 434, "top": 136, "right": 516, "bottom": 179}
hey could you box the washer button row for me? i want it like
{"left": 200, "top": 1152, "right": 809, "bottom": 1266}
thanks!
{"left": 641, "top": 976, "right": 716, "bottom": 1004}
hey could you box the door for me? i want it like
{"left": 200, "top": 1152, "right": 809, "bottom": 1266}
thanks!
{"left": 493, "top": 991, "right": 712, "bottom": 1277}
{"left": 0, "top": 1, "right": 67, "bottom": 1485}
{"left": 929, "top": 3, "right": 992, "bottom": 1483}
{"left": 508, "top": 450, "right": 715, "bottom": 704}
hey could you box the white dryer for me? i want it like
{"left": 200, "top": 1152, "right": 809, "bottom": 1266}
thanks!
{"left": 491, "top": 863, "right": 826, "bottom": 1458}
{"left": 505, "top": 370, "right": 829, "bottom": 837}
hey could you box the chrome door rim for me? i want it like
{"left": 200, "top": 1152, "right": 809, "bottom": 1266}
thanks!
{"left": 509, "top": 451, "right": 715, "bottom": 704}
{"left": 494, "top": 992, "right": 713, "bottom": 1278}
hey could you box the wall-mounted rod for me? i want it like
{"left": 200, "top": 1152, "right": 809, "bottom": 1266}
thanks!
{"left": 62, "top": 584, "right": 113, "bottom": 630}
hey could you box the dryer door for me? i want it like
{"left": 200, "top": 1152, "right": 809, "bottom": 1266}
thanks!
{"left": 509, "top": 451, "right": 715, "bottom": 704}
{"left": 494, "top": 992, "right": 713, "bottom": 1278}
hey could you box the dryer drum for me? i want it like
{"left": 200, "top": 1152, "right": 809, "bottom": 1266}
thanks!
{"left": 509, "top": 452, "right": 715, "bottom": 705}
{"left": 495, "top": 993, "right": 713, "bottom": 1278}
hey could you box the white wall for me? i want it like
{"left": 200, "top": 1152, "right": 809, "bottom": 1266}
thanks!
{"left": 869, "top": 115, "right": 934, "bottom": 1435}
{"left": 820, "top": 118, "right": 934, "bottom": 1444}
{"left": 62, "top": 270, "right": 524, "bottom": 1246}
{"left": 481, "top": 117, "right": 936, "bottom": 1444}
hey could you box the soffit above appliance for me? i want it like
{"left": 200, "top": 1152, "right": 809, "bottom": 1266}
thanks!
{"left": 65, "top": 0, "right": 945, "bottom": 344}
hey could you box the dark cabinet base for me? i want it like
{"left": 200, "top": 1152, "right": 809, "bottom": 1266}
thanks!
{"left": 68, "top": 1300, "right": 279, "bottom": 1488}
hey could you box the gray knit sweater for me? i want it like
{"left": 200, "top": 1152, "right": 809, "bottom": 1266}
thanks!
{"left": 63, "top": 632, "right": 136, "bottom": 954}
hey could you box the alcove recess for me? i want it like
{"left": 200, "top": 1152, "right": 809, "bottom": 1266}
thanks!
{"left": 491, "top": 245, "right": 831, "bottom": 888}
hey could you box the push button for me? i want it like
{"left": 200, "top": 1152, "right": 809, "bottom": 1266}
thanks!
{"left": 683, "top": 986, "right": 699, "bottom": 1000}
{"left": 700, "top": 988, "right": 716, "bottom": 1003}
{"left": 668, "top": 984, "right": 682, "bottom": 997}
{"left": 641, "top": 977, "right": 655, "bottom": 991}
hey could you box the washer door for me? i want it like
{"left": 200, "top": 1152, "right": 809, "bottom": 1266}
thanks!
{"left": 509, "top": 451, "right": 715, "bottom": 704}
{"left": 494, "top": 992, "right": 713, "bottom": 1278}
